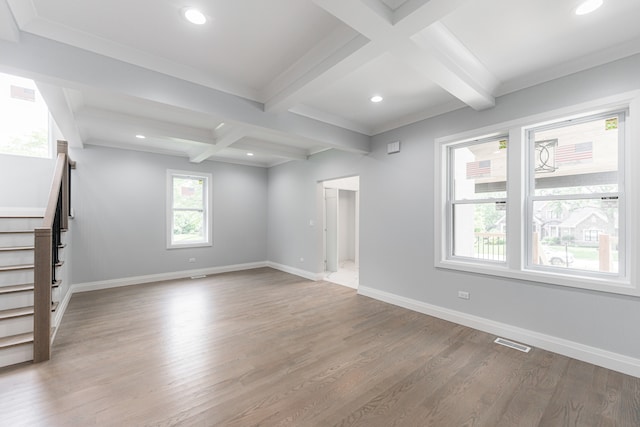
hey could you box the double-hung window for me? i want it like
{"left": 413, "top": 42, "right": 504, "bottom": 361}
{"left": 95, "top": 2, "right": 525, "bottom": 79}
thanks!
{"left": 526, "top": 112, "right": 624, "bottom": 275}
{"left": 435, "top": 93, "right": 639, "bottom": 296}
{"left": 448, "top": 136, "right": 508, "bottom": 263}
{"left": 167, "top": 170, "right": 212, "bottom": 249}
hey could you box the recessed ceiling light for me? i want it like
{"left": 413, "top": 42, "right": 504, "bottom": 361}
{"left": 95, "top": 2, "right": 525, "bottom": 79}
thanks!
{"left": 246, "top": 152, "right": 254, "bottom": 157}
{"left": 575, "top": 0, "right": 603, "bottom": 15}
{"left": 370, "top": 95, "right": 383, "bottom": 103}
{"left": 184, "top": 8, "right": 207, "bottom": 25}
{"left": 135, "top": 134, "right": 146, "bottom": 139}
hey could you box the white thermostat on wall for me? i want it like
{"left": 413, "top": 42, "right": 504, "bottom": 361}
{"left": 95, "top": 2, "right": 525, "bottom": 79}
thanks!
{"left": 387, "top": 141, "right": 401, "bottom": 154}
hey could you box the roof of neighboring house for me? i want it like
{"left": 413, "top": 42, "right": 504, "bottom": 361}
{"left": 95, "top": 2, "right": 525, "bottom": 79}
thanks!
{"left": 558, "top": 208, "right": 609, "bottom": 228}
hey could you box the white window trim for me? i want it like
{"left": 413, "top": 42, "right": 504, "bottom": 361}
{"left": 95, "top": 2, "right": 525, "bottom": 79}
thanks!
{"left": 434, "top": 91, "right": 640, "bottom": 297}
{"left": 166, "top": 169, "right": 213, "bottom": 249}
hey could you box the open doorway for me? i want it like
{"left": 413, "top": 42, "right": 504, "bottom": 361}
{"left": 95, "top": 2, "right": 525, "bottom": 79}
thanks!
{"left": 322, "top": 176, "right": 359, "bottom": 289}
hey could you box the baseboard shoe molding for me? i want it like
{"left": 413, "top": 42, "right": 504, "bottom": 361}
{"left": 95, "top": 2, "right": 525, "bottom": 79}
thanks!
{"left": 266, "top": 262, "right": 323, "bottom": 281}
{"left": 358, "top": 285, "right": 640, "bottom": 378}
{"left": 70, "top": 261, "right": 268, "bottom": 294}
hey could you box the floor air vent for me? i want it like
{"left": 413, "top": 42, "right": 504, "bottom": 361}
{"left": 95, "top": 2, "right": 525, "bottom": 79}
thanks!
{"left": 494, "top": 337, "right": 531, "bottom": 353}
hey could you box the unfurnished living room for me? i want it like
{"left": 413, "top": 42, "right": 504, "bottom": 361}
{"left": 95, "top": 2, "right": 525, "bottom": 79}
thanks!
{"left": 1, "top": 0, "right": 640, "bottom": 425}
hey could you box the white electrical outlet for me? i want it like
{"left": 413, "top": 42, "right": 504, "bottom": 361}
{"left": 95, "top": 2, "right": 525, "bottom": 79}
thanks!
{"left": 188, "top": 258, "right": 196, "bottom": 263}
{"left": 458, "top": 291, "right": 470, "bottom": 300}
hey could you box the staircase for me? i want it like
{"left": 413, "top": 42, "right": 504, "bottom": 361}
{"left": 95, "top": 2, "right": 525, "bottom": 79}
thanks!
{"left": 0, "top": 215, "right": 63, "bottom": 367}
{"left": 0, "top": 141, "right": 73, "bottom": 369}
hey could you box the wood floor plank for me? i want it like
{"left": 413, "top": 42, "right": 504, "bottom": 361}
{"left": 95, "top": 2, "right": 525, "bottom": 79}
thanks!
{"left": 0, "top": 267, "right": 639, "bottom": 426}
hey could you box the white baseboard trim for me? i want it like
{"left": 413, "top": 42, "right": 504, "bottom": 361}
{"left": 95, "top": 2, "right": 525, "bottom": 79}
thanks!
{"left": 70, "top": 262, "right": 268, "bottom": 294}
{"left": 51, "top": 285, "right": 73, "bottom": 343}
{"left": 358, "top": 285, "right": 640, "bottom": 378}
{"left": 266, "top": 261, "right": 323, "bottom": 281}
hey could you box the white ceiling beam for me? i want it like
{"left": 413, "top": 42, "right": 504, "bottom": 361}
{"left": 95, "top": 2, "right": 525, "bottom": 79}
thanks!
{"left": 393, "top": 0, "right": 469, "bottom": 35}
{"left": 412, "top": 22, "right": 499, "bottom": 103}
{"left": 312, "top": 0, "right": 495, "bottom": 110}
{"left": 264, "top": 26, "right": 377, "bottom": 113}
{"left": 0, "top": 33, "right": 371, "bottom": 154}
{"left": 232, "top": 138, "right": 308, "bottom": 161}
{"left": 360, "top": 0, "right": 394, "bottom": 25}
{"left": 189, "top": 127, "right": 247, "bottom": 163}
{"left": 35, "top": 83, "right": 84, "bottom": 148}
{"left": 74, "top": 107, "right": 215, "bottom": 145}
{"left": 0, "top": 0, "right": 19, "bottom": 42}
{"left": 86, "top": 138, "right": 188, "bottom": 159}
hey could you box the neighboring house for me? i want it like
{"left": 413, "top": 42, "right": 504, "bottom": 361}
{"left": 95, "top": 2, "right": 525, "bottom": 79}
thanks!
{"left": 530, "top": 203, "right": 617, "bottom": 245}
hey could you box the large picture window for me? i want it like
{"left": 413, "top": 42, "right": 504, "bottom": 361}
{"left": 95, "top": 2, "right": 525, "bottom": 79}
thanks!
{"left": 166, "top": 170, "right": 212, "bottom": 249}
{"left": 435, "top": 93, "right": 639, "bottom": 296}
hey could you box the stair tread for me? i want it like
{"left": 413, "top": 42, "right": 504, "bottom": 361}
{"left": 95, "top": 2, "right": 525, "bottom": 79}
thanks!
{"left": 0, "top": 301, "right": 58, "bottom": 320}
{"left": 0, "top": 332, "right": 33, "bottom": 349}
{"left": 0, "top": 264, "right": 34, "bottom": 272}
{"left": 0, "top": 281, "right": 62, "bottom": 295}
{"left": 0, "top": 246, "right": 34, "bottom": 252}
{"left": 0, "top": 283, "right": 34, "bottom": 294}
{"left": 0, "top": 306, "right": 33, "bottom": 319}
{"left": 0, "top": 261, "right": 62, "bottom": 271}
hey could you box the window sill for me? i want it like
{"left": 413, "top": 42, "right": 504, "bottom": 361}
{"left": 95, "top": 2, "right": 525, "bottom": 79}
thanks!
{"left": 167, "top": 241, "right": 212, "bottom": 250}
{"left": 436, "top": 259, "right": 637, "bottom": 297}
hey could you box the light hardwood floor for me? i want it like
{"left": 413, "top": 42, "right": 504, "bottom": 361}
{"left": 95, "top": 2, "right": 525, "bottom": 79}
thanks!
{"left": 1, "top": 267, "right": 638, "bottom": 426}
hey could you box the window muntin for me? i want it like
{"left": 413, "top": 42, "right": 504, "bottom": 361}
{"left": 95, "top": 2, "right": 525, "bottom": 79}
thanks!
{"left": 167, "top": 171, "right": 211, "bottom": 248}
{"left": 449, "top": 136, "right": 508, "bottom": 263}
{"left": 527, "top": 112, "right": 624, "bottom": 276}
{"left": 0, "top": 72, "right": 51, "bottom": 158}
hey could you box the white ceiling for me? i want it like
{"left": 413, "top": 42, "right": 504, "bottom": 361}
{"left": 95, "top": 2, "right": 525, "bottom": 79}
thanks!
{"left": 2, "top": 0, "right": 640, "bottom": 167}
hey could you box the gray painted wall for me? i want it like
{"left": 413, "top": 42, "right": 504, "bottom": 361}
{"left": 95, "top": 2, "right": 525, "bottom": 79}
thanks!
{"left": 0, "top": 153, "right": 54, "bottom": 208}
{"left": 339, "top": 190, "right": 356, "bottom": 262}
{"left": 267, "top": 53, "right": 640, "bottom": 359}
{"left": 267, "top": 149, "right": 368, "bottom": 273}
{"left": 68, "top": 145, "right": 267, "bottom": 284}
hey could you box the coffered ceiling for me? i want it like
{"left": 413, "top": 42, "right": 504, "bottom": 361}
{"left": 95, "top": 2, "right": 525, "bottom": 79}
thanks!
{"left": 1, "top": 0, "right": 639, "bottom": 167}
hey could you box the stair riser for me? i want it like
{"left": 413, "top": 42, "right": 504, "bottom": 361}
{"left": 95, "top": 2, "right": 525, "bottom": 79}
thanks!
{"left": 0, "top": 234, "right": 34, "bottom": 248}
{"left": 0, "top": 217, "right": 42, "bottom": 230}
{"left": 0, "top": 251, "right": 34, "bottom": 267}
{"left": 0, "top": 265, "right": 63, "bottom": 285}
{"left": 0, "top": 291, "right": 33, "bottom": 311}
{"left": 0, "top": 315, "right": 33, "bottom": 337}
{"left": 0, "top": 270, "right": 33, "bottom": 285}
{"left": 0, "top": 343, "right": 32, "bottom": 368}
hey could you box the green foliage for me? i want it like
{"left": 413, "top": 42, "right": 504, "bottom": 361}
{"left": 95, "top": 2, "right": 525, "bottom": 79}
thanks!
{"left": 1, "top": 129, "right": 49, "bottom": 158}
{"left": 173, "top": 211, "right": 203, "bottom": 240}
{"left": 474, "top": 203, "right": 503, "bottom": 232}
